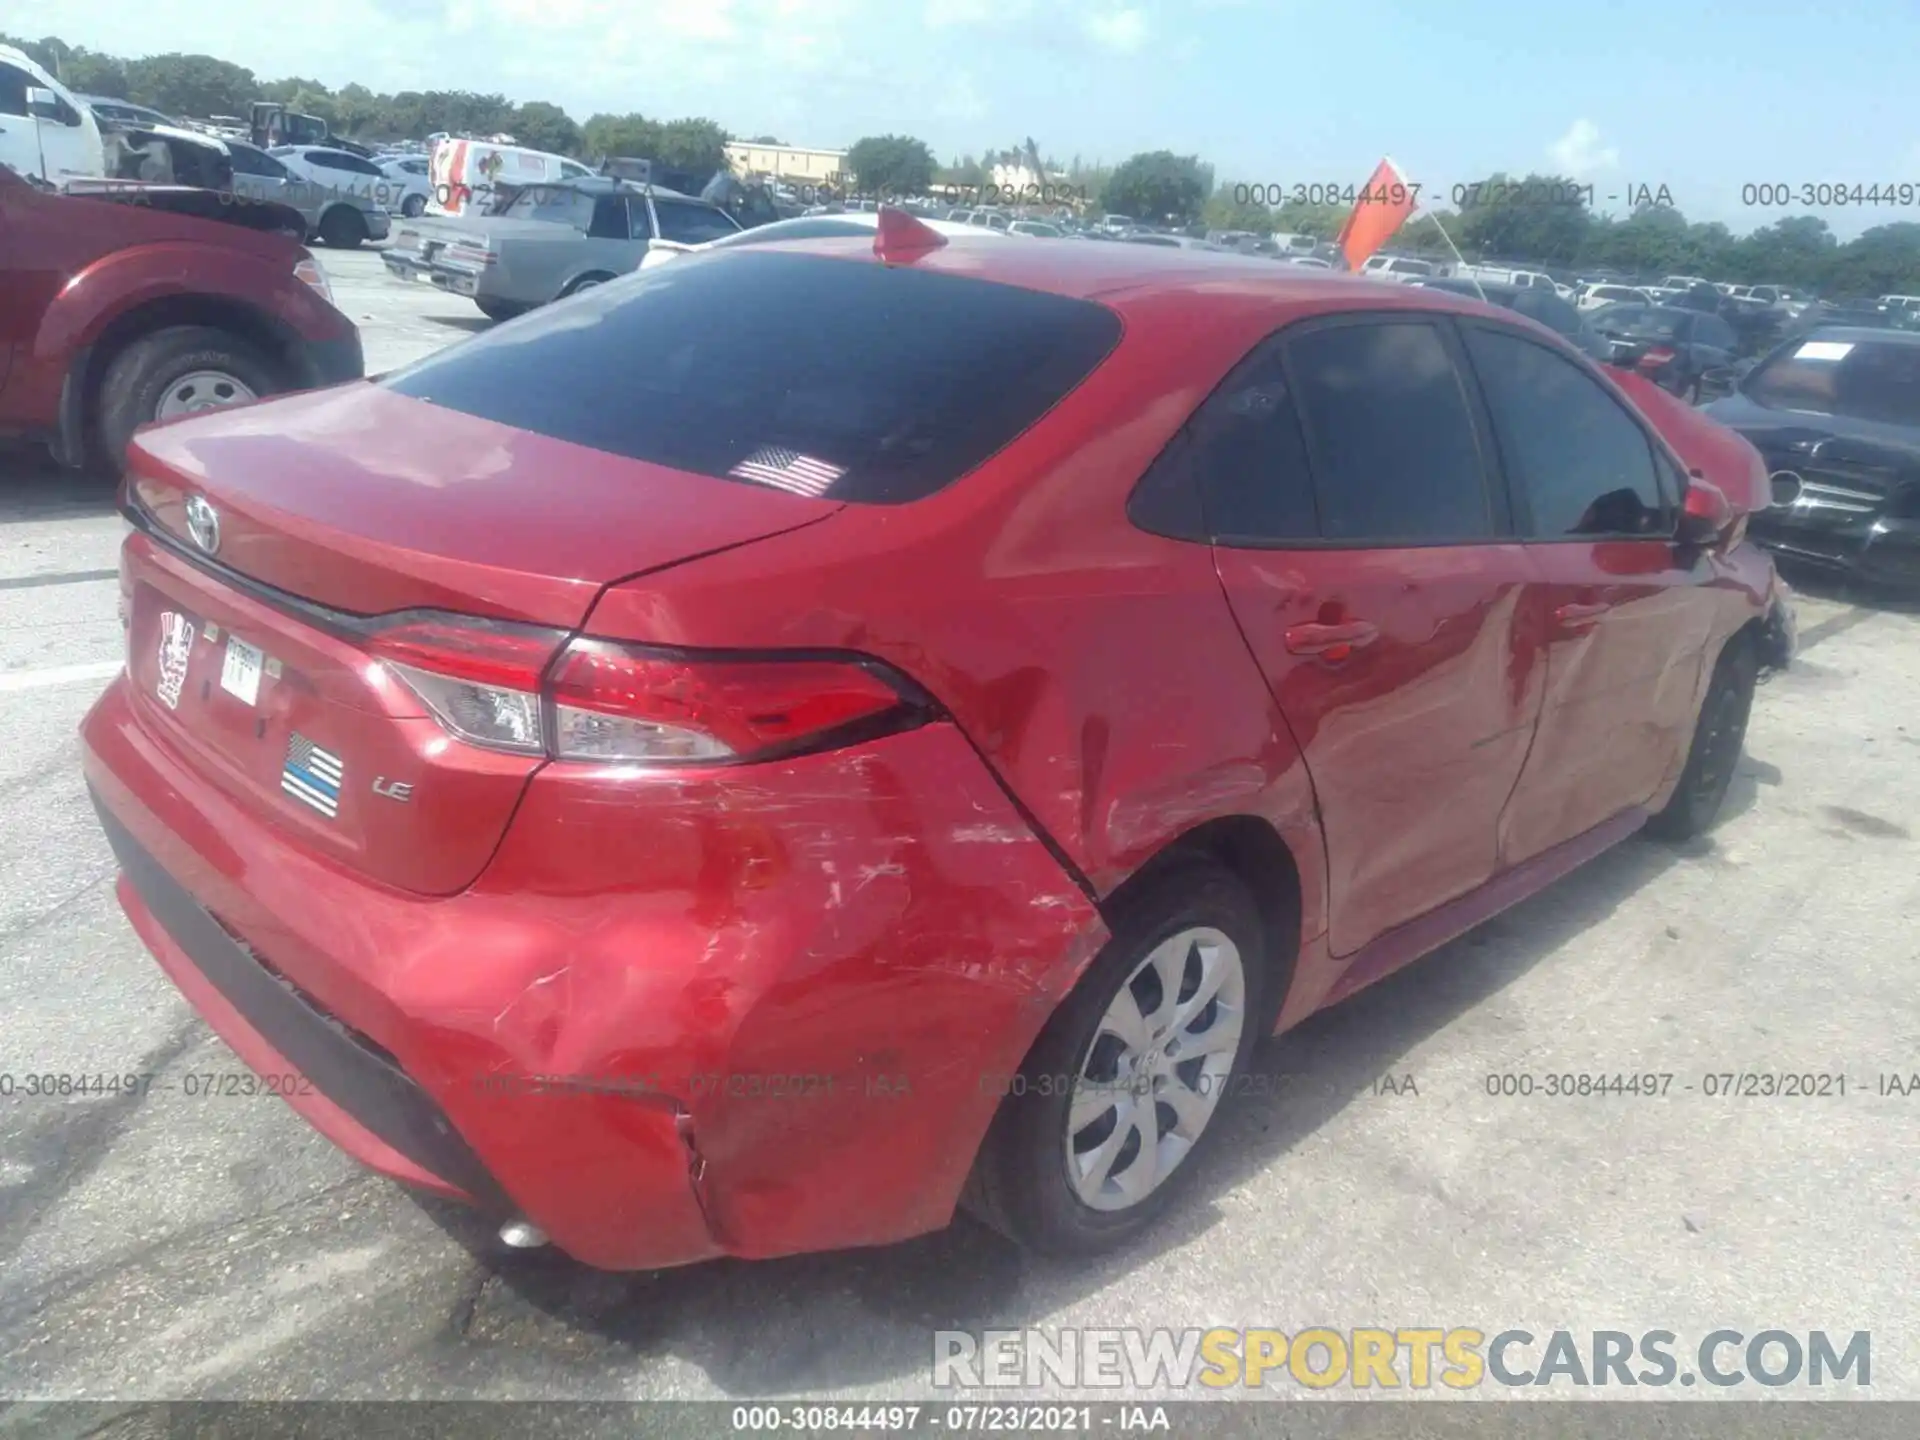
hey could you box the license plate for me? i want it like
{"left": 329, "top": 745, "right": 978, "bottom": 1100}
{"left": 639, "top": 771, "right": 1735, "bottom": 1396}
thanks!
{"left": 415, "top": 270, "right": 436, "bottom": 283}
{"left": 219, "top": 636, "right": 264, "bottom": 706}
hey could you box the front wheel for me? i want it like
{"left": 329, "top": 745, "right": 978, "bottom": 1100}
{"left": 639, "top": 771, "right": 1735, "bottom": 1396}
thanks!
{"left": 1647, "top": 637, "right": 1757, "bottom": 840}
{"left": 963, "top": 863, "right": 1267, "bottom": 1256}
{"left": 318, "top": 206, "right": 367, "bottom": 249}
{"left": 475, "top": 298, "right": 528, "bottom": 322}
{"left": 91, "top": 326, "right": 281, "bottom": 475}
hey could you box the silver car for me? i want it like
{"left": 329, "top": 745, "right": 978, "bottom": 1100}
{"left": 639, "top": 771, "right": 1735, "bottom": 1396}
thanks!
{"left": 226, "top": 140, "right": 392, "bottom": 248}
{"left": 382, "top": 177, "right": 741, "bottom": 321}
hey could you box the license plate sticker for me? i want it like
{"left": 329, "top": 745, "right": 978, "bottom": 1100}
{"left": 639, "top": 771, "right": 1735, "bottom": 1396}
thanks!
{"left": 156, "top": 611, "right": 195, "bottom": 711}
{"left": 220, "top": 636, "right": 264, "bottom": 706}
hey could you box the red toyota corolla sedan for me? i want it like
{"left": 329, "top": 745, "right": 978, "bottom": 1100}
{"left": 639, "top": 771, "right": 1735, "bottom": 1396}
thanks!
{"left": 81, "top": 213, "right": 1794, "bottom": 1269}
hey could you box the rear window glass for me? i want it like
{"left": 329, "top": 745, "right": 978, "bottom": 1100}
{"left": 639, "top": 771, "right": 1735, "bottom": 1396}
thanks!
{"left": 1743, "top": 337, "right": 1920, "bottom": 426}
{"left": 380, "top": 250, "right": 1123, "bottom": 504}
{"left": 507, "top": 186, "right": 594, "bottom": 227}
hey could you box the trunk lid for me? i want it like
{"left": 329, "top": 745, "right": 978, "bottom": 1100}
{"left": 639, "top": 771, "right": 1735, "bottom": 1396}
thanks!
{"left": 121, "top": 384, "right": 843, "bottom": 894}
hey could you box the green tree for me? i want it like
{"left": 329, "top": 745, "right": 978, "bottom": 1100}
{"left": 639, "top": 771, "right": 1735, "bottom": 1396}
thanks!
{"left": 845, "top": 134, "right": 936, "bottom": 195}
{"left": 1270, "top": 198, "right": 1345, "bottom": 237}
{"left": 1202, "top": 184, "right": 1275, "bottom": 233}
{"left": 122, "top": 53, "right": 258, "bottom": 118}
{"left": 1454, "top": 171, "right": 1592, "bottom": 265}
{"left": 1815, "top": 220, "right": 1918, "bottom": 297}
{"left": 510, "top": 100, "right": 582, "bottom": 156}
{"left": 652, "top": 117, "right": 729, "bottom": 174}
{"left": 746, "top": 134, "right": 785, "bottom": 145}
{"left": 1103, "top": 150, "right": 1209, "bottom": 225}
{"left": 582, "top": 112, "right": 659, "bottom": 160}
{"left": 63, "top": 48, "right": 128, "bottom": 96}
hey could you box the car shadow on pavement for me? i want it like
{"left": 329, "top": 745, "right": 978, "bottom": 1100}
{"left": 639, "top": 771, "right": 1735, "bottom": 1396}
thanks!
{"left": 404, "top": 795, "right": 1759, "bottom": 1397}
{"left": 427, "top": 315, "right": 493, "bottom": 333}
{"left": 0, "top": 445, "right": 119, "bottom": 521}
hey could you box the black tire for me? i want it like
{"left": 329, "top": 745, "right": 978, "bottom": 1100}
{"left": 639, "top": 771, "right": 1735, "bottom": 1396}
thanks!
{"left": 318, "top": 206, "right": 367, "bottom": 249}
{"left": 474, "top": 298, "right": 529, "bottom": 323}
{"left": 1647, "top": 636, "right": 1758, "bottom": 840}
{"left": 401, "top": 193, "right": 427, "bottom": 219}
{"left": 561, "top": 273, "right": 614, "bottom": 298}
{"left": 963, "top": 862, "right": 1268, "bottom": 1256}
{"left": 91, "top": 326, "right": 283, "bottom": 476}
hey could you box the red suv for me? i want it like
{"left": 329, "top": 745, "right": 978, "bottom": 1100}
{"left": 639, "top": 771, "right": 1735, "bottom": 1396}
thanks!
{"left": 81, "top": 215, "right": 1791, "bottom": 1269}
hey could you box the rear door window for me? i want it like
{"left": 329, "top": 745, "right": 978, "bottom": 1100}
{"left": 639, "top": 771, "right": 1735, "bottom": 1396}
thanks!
{"left": 381, "top": 250, "right": 1123, "bottom": 504}
{"left": 1284, "top": 319, "right": 1497, "bottom": 541}
{"left": 653, "top": 199, "right": 742, "bottom": 244}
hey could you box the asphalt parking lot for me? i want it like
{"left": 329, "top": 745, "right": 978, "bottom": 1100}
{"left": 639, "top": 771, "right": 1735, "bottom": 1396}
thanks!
{"left": 2, "top": 246, "right": 1917, "bottom": 1405}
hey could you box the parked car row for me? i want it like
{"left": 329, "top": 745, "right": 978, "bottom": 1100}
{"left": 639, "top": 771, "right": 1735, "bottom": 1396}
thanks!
{"left": 383, "top": 172, "right": 743, "bottom": 319}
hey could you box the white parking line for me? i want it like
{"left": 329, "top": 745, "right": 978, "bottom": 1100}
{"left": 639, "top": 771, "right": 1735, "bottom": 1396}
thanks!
{"left": 0, "top": 660, "right": 123, "bottom": 693}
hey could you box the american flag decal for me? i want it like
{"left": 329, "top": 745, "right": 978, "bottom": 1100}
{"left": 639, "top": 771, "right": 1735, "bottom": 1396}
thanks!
{"left": 282, "top": 732, "right": 344, "bottom": 818}
{"left": 728, "top": 445, "right": 846, "bottom": 498}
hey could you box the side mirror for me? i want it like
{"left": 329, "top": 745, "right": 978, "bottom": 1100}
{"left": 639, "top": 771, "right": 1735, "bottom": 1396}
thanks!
{"left": 25, "top": 86, "right": 63, "bottom": 120}
{"left": 1677, "top": 474, "right": 1734, "bottom": 547}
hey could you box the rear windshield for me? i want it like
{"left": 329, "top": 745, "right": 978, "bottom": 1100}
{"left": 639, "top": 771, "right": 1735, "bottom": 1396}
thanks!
{"left": 1742, "top": 336, "right": 1920, "bottom": 426}
{"left": 380, "top": 249, "right": 1123, "bottom": 503}
{"left": 504, "top": 186, "right": 594, "bottom": 226}
{"left": 1614, "top": 310, "right": 1686, "bottom": 340}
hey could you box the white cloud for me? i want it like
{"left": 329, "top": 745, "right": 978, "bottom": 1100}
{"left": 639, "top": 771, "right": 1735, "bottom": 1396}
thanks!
{"left": 1084, "top": 7, "right": 1149, "bottom": 52}
{"left": 1548, "top": 119, "right": 1620, "bottom": 175}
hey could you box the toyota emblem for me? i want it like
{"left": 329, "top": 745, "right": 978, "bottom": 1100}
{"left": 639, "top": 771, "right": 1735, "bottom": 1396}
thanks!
{"left": 184, "top": 495, "right": 221, "bottom": 555}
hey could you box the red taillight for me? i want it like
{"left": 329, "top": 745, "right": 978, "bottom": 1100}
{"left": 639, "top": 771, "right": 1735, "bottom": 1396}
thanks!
{"left": 365, "top": 615, "right": 563, "bottom": 691}
{"left": 364, "top": 614, "right": 565, "bottom": 756}
{"left": 362, "top": 613, "right": 918, "bottom": 765}
{"left": 547, "top": 641, "right": 909, "bottom": 763}
{"left": 1639, "top": 345, "right": 1677, "bottom": 369}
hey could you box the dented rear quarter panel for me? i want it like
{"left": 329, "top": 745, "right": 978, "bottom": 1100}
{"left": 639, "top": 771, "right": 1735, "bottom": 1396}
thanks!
{"left": 582, "top": 282, "right": 1336, "bottom": 939}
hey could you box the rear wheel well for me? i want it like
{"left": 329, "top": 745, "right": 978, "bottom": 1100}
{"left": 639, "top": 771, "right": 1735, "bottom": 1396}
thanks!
{"left": 1099, "top": 816, "right": 1303, "bottom": 1037}
{"left": 561, "top": 271, "right": 617, "bottom": 298}
{"left": 75, "top": 295, "right": 302, "bottom": 441}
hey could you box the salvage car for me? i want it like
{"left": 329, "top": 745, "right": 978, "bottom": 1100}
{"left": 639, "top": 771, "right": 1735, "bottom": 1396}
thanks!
{"left": 1588, "top": 302, "right": 1742, "bottom": 402}
{"left": 1702, "top": 327, "right": 1920, "bottom": 592}
{"left": 383, "top": 176, "right": 740, "bottom": 320}
{"left": 1410, "top": 276, "right": 1611, "bottom": 362}
{"left": 83, "top": 212, "right": 1784, "bottom": 1271}
{"left": 0, "top": 162, "right": 360, "bottom": 472}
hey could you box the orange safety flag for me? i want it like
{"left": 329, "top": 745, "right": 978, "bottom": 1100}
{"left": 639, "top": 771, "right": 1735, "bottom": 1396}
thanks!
{"left": 1335, "top": 157, "right": 1419, "bottom": 271}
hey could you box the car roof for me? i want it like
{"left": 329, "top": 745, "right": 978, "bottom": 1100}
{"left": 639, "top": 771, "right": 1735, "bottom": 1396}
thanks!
{"left": 719, "top": 233, "right": 1574, "bottom": 332}
{"left": 1801, "top": 325, "right": 1920, "bottom": 347}
{"left": 1422, "top": 278, "right": 1523, "bottom": 301}
{"left": 532, "top": 175, "right": 699, "bottom": 200}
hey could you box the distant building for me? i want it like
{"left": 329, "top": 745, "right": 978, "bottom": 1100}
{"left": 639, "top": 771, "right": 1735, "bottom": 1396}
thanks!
{"left": 989, "top": 161, "right": 1043, "bottom": 192}
{"left": 725, "top": 141, "right": 848, "bottom": 185}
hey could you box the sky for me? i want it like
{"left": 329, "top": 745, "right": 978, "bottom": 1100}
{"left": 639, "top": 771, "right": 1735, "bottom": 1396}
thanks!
{"left": 12, "top": 0, "right": 1920, "bottom": 239}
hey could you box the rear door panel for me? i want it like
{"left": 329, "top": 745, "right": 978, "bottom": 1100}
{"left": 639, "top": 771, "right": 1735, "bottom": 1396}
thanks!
{"left": 1196, "top": 314, "right": 1547, "bottom": 958}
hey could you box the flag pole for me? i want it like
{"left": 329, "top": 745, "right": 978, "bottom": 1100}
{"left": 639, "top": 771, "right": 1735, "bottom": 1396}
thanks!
{"left": 1423, "top": 208, "right": 1487, "bottom": 304}
{"left": 1376, "top": 154, "right": 1486, "bottom": 304}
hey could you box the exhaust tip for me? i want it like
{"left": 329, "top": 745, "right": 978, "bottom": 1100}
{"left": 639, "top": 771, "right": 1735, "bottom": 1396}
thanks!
{"left": 498, "top": 1218, "right": 549, "bottom": 1249}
